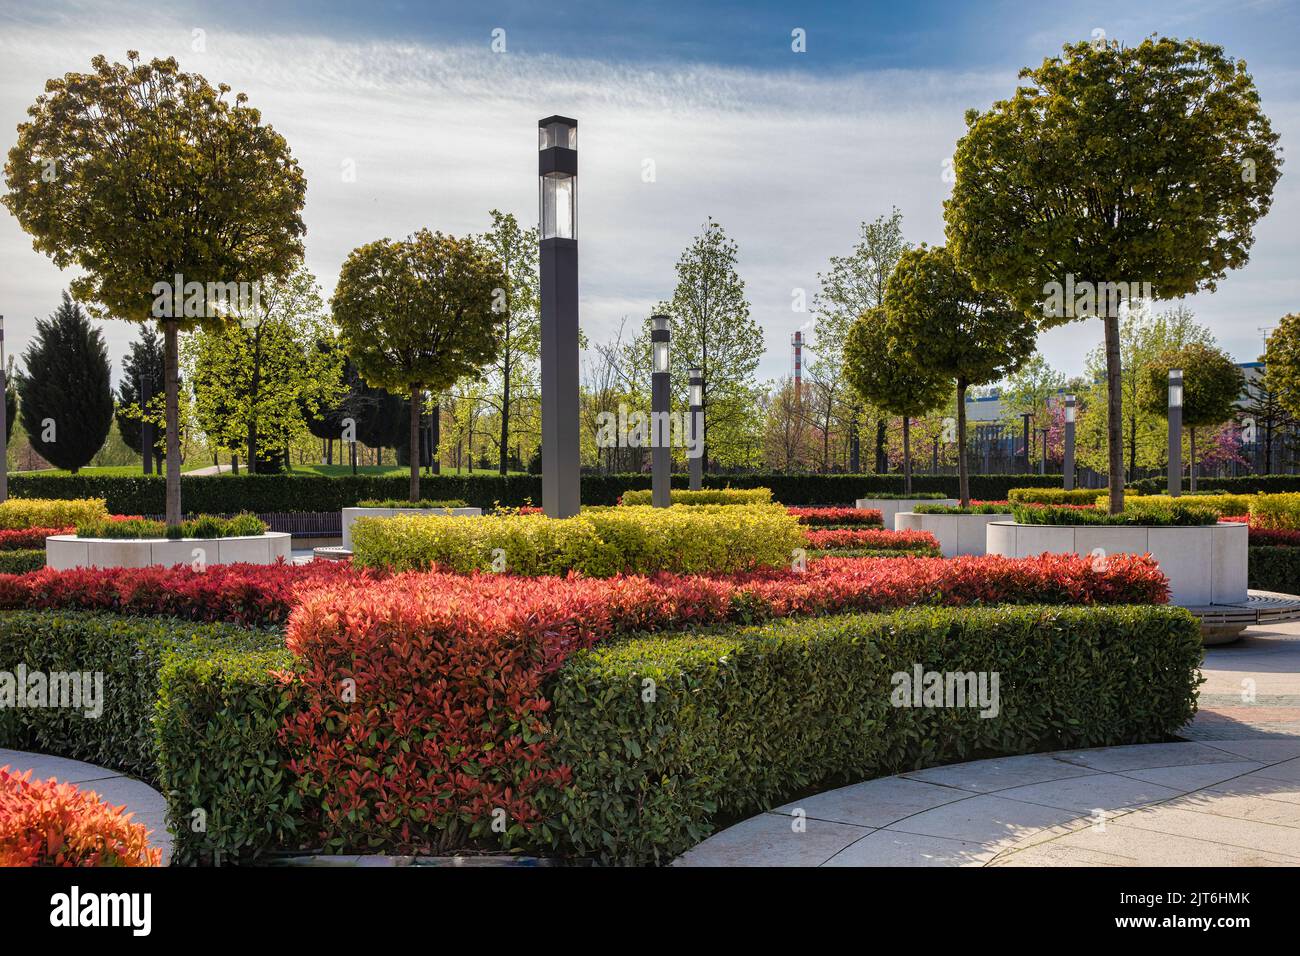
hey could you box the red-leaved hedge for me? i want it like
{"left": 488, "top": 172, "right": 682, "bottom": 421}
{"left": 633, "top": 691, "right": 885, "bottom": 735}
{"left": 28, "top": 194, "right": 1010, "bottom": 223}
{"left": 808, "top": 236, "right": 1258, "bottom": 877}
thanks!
{"left": 0, "top": 766, "right": 161, "bottom": 867}
{"left": 788, "top": 506, "right": 882, "bottom": 526}
{"left": 0, "top": 526, "right": 72, "bottom": 551}
{"left": 278, "top": 552, "right": 1168, "bottom": 852}
{"left": 0, "top": 560, "right": 378, "bottom": 627}
{"left": 803, "top": 527, "right": 939, "bottom": 551}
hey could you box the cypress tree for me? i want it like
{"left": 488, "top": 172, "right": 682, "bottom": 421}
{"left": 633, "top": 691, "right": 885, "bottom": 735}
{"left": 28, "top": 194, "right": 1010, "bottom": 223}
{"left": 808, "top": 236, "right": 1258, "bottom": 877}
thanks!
{"left": 17, "top": 292, "right": 113, "bottom": 473}
{"left": 116, "top": 325, "right": 167, "bottom": 470}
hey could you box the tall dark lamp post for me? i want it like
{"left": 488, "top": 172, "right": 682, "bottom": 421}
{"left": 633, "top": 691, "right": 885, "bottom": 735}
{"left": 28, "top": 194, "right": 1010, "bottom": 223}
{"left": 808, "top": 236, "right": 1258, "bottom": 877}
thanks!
{"left": 1167, "top": 368, "right": 1183, "bottom": 497}
{"left": 1063, "top": 395, "right": 1076, "bottom": 490}
{"left": 1021, "top": 411, "right": 1032, "bottom": 473}
{"left": 687, "top": 366, "right": 703, "bottom": 491}
{"left": 651, "top": 315, "right": 671, "bottom": 507}
{"left": 539, "top": 115, "right": 580, "bottom": 517}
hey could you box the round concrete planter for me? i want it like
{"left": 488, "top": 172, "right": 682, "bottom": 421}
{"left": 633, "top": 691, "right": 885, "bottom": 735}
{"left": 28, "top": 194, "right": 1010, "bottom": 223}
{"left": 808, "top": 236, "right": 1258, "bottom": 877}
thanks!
{"left": 985, "top": 521, "right": 1248, "bottom": 607}
{"left": 894, "top": 511, "right": 1012, "bottom": 558}
{"left": 855, "top": 498, "right": 957, "bottom": 527}
{"left": 341, "top": 506, "right": 483, "bottom": 550}
{"left": 46, "top": 532, "right": 292, "bottom": 571}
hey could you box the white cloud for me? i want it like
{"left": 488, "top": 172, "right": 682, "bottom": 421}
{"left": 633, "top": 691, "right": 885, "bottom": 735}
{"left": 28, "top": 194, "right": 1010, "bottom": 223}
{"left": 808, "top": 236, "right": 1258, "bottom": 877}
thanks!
{"left": 0, "top": 9, "right": 1295, "bottom": 391}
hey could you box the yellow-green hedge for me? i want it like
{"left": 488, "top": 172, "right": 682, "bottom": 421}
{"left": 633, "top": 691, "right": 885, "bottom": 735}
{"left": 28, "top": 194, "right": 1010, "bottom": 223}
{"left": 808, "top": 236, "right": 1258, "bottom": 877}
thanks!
{"left": 1007, "top": 488, "right": 1116, "bottom": 505}
{"left": 618, "top": 487, "right": 772, "bottom": 507}
{"left": 1250, "top": 493, "right": 1300, "bottom": 530}
{"left": 0, "top": 497, "right": 108, "bottom": 530}
{"left": 350, "top": 504, "right": 804, "bottom": 576}
{"left": 1098, "top": 492, "right": 1254, "bottom": 516}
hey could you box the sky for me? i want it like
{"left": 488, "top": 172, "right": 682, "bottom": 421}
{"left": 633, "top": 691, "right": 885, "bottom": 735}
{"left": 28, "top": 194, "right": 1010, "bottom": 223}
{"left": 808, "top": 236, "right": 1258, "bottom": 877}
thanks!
{"left": 0, "top": 0, "right": 1297, "bottom": 388}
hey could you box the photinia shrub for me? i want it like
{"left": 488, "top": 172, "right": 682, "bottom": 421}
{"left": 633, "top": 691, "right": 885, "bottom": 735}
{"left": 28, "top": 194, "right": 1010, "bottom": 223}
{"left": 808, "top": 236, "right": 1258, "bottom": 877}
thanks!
{"left": 0, "top": 766, "right": 161, "bottom": 866}
{"left": 787, "top": 507, "right": 883, "bottom": 526}
{"left": 803, "top": 528, "right": 940, "bottom": 553}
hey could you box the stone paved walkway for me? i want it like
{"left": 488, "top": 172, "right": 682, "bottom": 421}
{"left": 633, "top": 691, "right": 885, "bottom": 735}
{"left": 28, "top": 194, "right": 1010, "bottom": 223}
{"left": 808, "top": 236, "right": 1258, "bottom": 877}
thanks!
{"left": 674, "top": 622, "right": 1300, "bottom": 867}
{"left": 0, "top": 749, "right": 171, "bottom": 864}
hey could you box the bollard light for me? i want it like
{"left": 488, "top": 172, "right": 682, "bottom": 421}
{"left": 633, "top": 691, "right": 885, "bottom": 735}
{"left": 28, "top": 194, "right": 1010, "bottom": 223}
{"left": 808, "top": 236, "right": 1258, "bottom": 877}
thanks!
{"left": 539, "top": 115, "right": 581, "bottom": 517}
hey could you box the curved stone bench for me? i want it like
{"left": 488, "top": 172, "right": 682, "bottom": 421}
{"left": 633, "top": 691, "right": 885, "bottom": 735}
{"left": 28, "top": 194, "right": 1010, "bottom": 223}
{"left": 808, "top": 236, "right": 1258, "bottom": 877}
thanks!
{"left": 985, "top": 520, "right": 1247, "bottom": 607}
{"left": 894, "top": 511, "right": 1011, "bottom": 557}
{"left": 855, "top": 498, "right": 956, "bottom": 527}
{"left": 46, "top": 532, "right": 292, "bottom": 571}
{"left": 341, "top": 506, "right": 483, "bottom": 550}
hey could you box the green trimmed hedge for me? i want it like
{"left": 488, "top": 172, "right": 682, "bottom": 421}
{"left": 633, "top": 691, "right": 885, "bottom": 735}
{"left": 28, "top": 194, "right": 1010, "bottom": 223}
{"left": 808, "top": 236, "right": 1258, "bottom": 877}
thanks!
{"left": 1248, "top": 546, "right": 1300, "bottom": 594}
{"left": 0, "top": 549, "right": 45, "bottom": 573}
{"left": 1010, "top": 502, "right": 1219, "bottom": 526}
{"left": 544, "top": 603, "right": 1203, "bottom": 864}
{"left": 0, "top": 611, "right": 281, "bottom": 781}
{"left": 9, "top": 471, "right": 1068, "bottom": 512}
{"left": 1131, "top": 475, "right": 1300, "bottom": 495}
{"left": 156, "top": 646, "right": 299, "bottom": 866}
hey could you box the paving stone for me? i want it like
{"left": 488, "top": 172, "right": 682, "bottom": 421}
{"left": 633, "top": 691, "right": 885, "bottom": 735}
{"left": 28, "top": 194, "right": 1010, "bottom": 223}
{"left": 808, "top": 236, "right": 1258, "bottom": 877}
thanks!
{"left": 1113, "top": 805, "right": 1300, "bottom": 859}
{"left": 1114, "top": 760, "right": 1265, "bottom": 791}
{"left": 1039, "top": 820, "right": 1300, "bottom": 866}
{"left": 1053, "top": 742, "right": 1243, "bottom": 772}
{"left": 0, "top": 749, "right": 123, "bottom": 785}
{"left": 1205, "top": 774, "right": 1300, "bottom": 805}
{"left": 822, "top": 830, "right": 996, "bottom": 867}
{"left": 1163, "top": 789, "right": 1300, "bottom": 829}
{"left": 900, "top": 753, "right": 1097, "bottom": 793}
{"left": 672, "top": 813, "right": 869, "bottom": 867}
{"left": 773, "top": 776, "right": 970, "bottom": 828}
{"left": 1245, "top": 756, "right": 1300, "bottom": 784}
{"left": 883, "top": 794, "right": 1086, "bottom": 846}
{"left": 1195, "top": 739, "right": 1300, "bottom": 763}
{"left": 995, "top": 773, "right": 1185, "bottom": 813}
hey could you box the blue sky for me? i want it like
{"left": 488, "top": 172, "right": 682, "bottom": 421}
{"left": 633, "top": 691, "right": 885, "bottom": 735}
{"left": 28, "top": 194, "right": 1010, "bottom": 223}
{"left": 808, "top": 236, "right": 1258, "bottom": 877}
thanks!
{"left": 1, "top": 0, "right": 1297, "bottom": 384}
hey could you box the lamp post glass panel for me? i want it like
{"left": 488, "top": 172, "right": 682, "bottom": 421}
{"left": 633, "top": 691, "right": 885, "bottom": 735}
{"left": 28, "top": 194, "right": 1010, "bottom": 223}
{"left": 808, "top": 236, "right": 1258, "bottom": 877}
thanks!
{"left": 688, "top": 366, "right": 703, "bottom": 491}
{"left": 1168, "top": 368, "right": 1183, "bottom": 497}
{"left": 539, "top": 116, "right": 580, "bottom": 517}
{"left": 1063, "top": 395, "right": 1076, "bottom": 491}
{"left": 651, "top": 315, "right": 671, "bottom": 507}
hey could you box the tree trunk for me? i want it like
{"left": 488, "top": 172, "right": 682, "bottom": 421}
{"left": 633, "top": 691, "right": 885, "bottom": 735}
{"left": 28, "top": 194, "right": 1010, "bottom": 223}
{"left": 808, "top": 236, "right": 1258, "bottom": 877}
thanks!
{"left": 430, "top": 399, "right": 440, "bottom": 475}
{"left": 956, "top": 378, "right": 970, "bottom": 506}
{"left": 902, "top": 416, "right": 912, "bottom": 494}
{"left": 246, "top": 423, "right": 258, "bottom": 475}
{"left": 409, "top": 386, "right": 421, "bottom": 502}
{"left": 1189, "top": 426, "right": 1197, "bottom": 493}
{"left": 499, "top": 354, "right": 510, "bottom": 475}
{"left": 163, "top": 321, "right": 182, "bottom": 526}
{"left": 875, "top": 418, "right": 887, "bottom": 473}
{"left": 1103, "top": 313, "right": 1124, "bottom": 514}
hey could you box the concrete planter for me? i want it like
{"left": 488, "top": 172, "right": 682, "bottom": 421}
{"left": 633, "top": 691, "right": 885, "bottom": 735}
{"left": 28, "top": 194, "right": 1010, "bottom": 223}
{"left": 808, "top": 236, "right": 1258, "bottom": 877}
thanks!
{"left": 855, "top": 498, "right": 957, "bottom": 527}
{"left": 985, "top": 521, "right": 1248, "bottom": 607}
{"left": 894, "top": 511, "right": 1012, "bottom": 558}
{"left": 342, "top": 506, "right": 483, "bottom": 550}
{"left": 46, "top": 532, "right": 292, "bottom": 571}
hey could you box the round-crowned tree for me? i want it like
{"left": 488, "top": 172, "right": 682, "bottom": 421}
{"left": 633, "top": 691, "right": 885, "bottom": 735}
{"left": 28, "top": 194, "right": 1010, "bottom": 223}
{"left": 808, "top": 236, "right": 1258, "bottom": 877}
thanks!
{"left": 3, "top": 52, "right": 307, "bottom": 522}
{"left": 1140, "top": 342, "right": 1243, "bottom": 492}
{"left": 843, "top": 306, "right": 950, "bottom": 493}
{"left": 884, "top": 245, "right": 1037, "bottom": 504}
{"left": 17, "top": 292, "right": 114, "bottom": 472}
{"left": 945, "top": 37, "right": 1280, "bottom": 513}
{"left": 332, "top": 229, "right": 503, "bottom": 501}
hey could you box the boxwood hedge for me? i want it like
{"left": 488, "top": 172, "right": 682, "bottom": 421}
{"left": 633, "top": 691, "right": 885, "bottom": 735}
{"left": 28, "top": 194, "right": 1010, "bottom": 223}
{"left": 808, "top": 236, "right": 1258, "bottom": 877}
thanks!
{"left": 9, "top": 471, "right": 1066, "bottom": 513}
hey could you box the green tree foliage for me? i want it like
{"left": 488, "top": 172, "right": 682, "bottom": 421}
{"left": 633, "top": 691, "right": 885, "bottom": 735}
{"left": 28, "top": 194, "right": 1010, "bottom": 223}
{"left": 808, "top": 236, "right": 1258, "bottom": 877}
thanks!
{"left": 1076, "top": 304, "right": 1214, "bottom": 476}
{"left": 1248, "top": 330, "right": 1299, "bottom": 473}
{"left": 810, "top": 207, "right": 911, "bottom": 472}
{"left": 16, "top": 292, "right": 113, "bottom": 473}
{"left": 657, "top": 218, "right": 762, "bottom": 468}
{"left": 116, "top": 325, "right": 167, "bottom": 471}
{"left": 946, "top": 37, "right": 1281, "bottom": 512}
{"left": 1264, "top": 313, "right": 1300, "bottom": 421}
{"left": 186, "top": 265, "right": 342, "bottom": 473}
{"left": 3, "top": 52, "right": 307, "bottom": 521}
{"left": 479, "top": 210, "right": 540, "bottom": 475}
{"left": 884, "top": 245, "right": 1036, "bottom": 503}
{"left": 332, "top": 229, "right": 504, "bottom": 501}
{"left": 843, "top": 307, "right": 949, "bottom": 492}
{"left": 998, "top": 353, "right": 1066, "bottom": 466}
{"left": 1140, "top": 342, "right": 1244, "bottom": 491}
